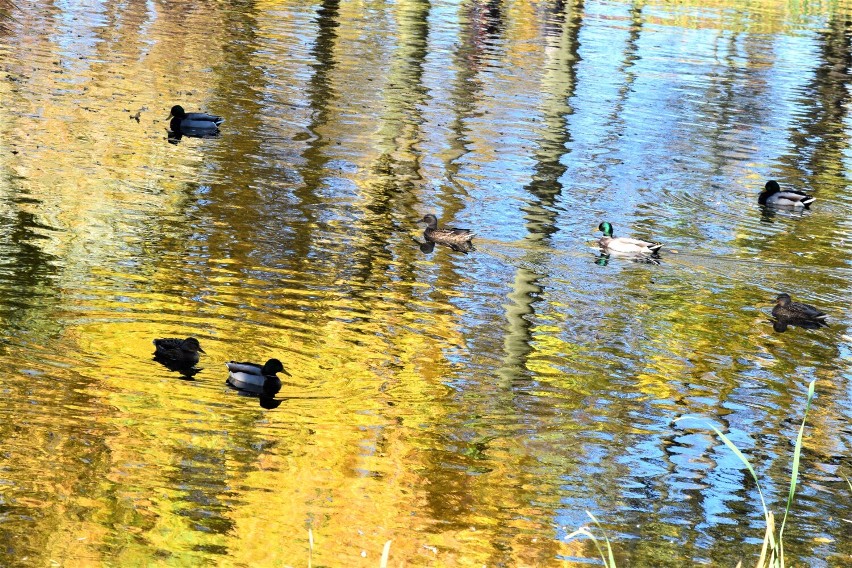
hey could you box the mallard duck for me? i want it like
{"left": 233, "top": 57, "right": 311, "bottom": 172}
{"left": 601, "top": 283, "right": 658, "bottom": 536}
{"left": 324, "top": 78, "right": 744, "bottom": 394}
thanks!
{"left": 153, "top": 337, "right": 205, "bottom": 364}
{"left": 772, "top": 293, "right": 828, "bottom": 322}
{"left": 758, "top": 180, "right": 815, "bottom": 208}
{"left": 419, "top": 214, "right": 475, "bottom": 247}
{"left": 226, "top": 359, "right": 289, "bottom": 391}
{"left": 168, "top": 105, "right": 224, "bottom": 133}
{"left": 597, "top": 222, "right": 662, "bottom": 255}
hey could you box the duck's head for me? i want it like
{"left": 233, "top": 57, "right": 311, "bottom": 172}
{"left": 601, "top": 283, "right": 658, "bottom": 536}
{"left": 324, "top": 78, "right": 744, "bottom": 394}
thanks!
{"left": 419, "top": 214, "right": 439, "bottom": 229}
{"left": 763, "top": 180, "right": 780, "bottom": 194}
{"left": 775, "top": 293, "right": 792, "bottom": 307}
{"left": 598, "top": 222, "right": 614, "bottom": 237}
{"left": 182, "top": 337, "right": 205, "bottom": 353}
{"left": 168, "top": 105, "right": 186, "bottom": 119}
{"left": 262, "top": 358, "right": 289, "bottom": 376}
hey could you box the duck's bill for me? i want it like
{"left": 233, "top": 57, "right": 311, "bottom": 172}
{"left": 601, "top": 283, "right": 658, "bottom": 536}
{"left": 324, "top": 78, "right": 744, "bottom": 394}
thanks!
{"left": 281, "top": 367, "right": 292, "bottom": 376}
{"left": 198, "top": 347, "right": 206, "bottom": 353}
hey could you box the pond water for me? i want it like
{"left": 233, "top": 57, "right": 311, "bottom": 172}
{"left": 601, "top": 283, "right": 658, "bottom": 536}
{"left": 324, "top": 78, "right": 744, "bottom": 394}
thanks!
{"left": 0, "top": 0, "right": 849, "bottom": 566}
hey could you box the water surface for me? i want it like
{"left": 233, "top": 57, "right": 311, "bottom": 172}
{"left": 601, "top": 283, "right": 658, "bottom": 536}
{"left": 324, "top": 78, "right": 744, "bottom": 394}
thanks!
{"left": 0, "top": 0, "right": 850, "bottom": 566}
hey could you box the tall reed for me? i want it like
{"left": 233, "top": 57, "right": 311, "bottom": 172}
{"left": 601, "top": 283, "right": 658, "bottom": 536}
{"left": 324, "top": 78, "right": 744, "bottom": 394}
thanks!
{"left": 567, "top": 380, "right": 817, "bottom": 568}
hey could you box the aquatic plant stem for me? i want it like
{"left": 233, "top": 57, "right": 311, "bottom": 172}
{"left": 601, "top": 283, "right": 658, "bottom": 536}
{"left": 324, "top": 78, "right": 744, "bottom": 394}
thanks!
{"left": 564, "top": 511, "right": 617, "bottom": 568}
{"left": 380, "top": 540, "right": 392, "bottom": 568}
{"left": 777, "top": 380, "right": 816, "bottom": 566}
{"left": 677, "top": 380, "right": 816, "bottom": 568}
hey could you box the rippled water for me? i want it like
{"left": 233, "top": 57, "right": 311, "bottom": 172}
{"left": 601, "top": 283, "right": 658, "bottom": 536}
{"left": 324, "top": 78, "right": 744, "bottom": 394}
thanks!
{"left": 0, "top": 0, "right": 849, "bottom": 565}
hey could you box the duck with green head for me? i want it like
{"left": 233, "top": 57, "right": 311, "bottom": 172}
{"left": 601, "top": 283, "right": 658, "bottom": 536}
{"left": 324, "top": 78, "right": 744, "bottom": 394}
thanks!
{"left": 168, "top": 104, "right": 224, "bottom": 134}
{"left": 226, "top": 358, "right": 290, "bottom": 392}
{"left": 597, "top": 222, "right": 662, "bottom": 255}
{"left": 758, "top": 180, "right": 815, "bottom": 208}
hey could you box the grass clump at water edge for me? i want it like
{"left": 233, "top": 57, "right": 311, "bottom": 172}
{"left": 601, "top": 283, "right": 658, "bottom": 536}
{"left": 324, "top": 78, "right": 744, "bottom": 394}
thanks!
{"left": 566, "top": 380, "right": 817, "bottom": 568}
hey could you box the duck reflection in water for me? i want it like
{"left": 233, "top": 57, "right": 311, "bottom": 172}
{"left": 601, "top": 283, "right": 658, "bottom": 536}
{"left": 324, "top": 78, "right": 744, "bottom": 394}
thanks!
{"left": 168, "top": 128, "right": 221, "bottom": 144}
{"left": 594, "top": 251, "right": 661, "bottom": 266}
{"left": 417, "top": 239, "right": 475, "bottom": 254}
{"left": 225, "top": 382, "right": 283, "bottom": 409}
{"left": 772, "top": 316, "right": 829, "bottom": 333}
{"left": 153, "top": 354, "right": 203, "bottom": 379}
{"left": 758, "top": 203, "right": 809, "bottom": 225}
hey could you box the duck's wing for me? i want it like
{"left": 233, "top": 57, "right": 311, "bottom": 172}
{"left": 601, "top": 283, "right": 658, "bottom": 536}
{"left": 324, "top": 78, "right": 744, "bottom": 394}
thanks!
{"left": 606, "top": 237, "right": 662, "bottom": 254}
{"left": 225, "top": 361, "right": 264, "bottom": 374}
{"left": 434, "top": 228, "right": 475, "bottom": 240}
{"left": 448, "top": 240, "right": 475, "bottom": 253}
{"left": 153, "top": 338, "right": 183, "bottom": 352}
{"left": 184, "top": 112, "right": 224, "bottom": 125}
{"left": 765, "top": 190, "right": 815, "bottom": 207}
{"left": 227, "top": 371, "right": 266, "bottom": 388}
{"left": 773, "top": 315, "right": 828, "bottom": 330}
{"left": 793, "top": 302, "right": 828, "bottom": 320}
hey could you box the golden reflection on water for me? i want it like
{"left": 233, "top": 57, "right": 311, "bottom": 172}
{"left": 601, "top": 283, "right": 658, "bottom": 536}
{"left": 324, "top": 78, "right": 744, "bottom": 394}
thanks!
{"left": 0, "top": 0, "right": 850, "bottom": 566}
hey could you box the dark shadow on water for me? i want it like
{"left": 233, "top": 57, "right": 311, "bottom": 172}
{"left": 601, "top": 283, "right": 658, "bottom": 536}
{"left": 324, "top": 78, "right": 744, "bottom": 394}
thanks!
{"left": 758, "top": 204, "right": 811, "bottom": 224}
{"left": 594, "top": 251, "right": 661, "bottom": 266}
{"left": 153, "top": 355, "right": 203, "bottom": 379}
{"left": 416, "top": 239, "right": 475, "bottom": 254}
{"left": 771, "top": 316, "right": 829, "bottom": 333}
{"left": 167, "top": 129, "right": 221, "bottom": 145}
{"left": 225, "top": 378, "right": 283, "bottom": 409}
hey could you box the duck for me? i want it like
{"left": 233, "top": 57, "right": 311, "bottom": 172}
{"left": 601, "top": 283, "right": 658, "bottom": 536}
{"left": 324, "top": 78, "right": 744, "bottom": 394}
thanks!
{"left": 758, "top": 180, "right": 815, "bottom": 208}
{"left": 226, "top": 358, "right": 289, "bottom": 391}
{"left": 597, "top": 222, "right": 662, "bottom": 255}
{"left": 168, "top": 105, "right": 224, "bottom": 134}
{"left": 771, "top": 293, "right": 828, "bottom": 323}
{"left": 419, "top": 214, "right": 475, "bottom": 248}
{"left": 153, "top": 337, "right": 205, "bottom": 364}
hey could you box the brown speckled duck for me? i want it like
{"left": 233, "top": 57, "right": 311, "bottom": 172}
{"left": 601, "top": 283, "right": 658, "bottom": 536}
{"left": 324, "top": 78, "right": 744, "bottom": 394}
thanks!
{"left": 419, "top": 214, "right": 475, "bottom": 248}
{"left": 771, "top": 293, "right": 828, "bottom": 322}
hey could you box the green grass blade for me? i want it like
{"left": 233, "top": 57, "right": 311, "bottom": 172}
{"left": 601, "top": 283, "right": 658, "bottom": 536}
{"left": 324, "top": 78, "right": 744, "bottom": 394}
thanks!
{"left": 778, "top": 380, "right": 816, "bottom": 559}
{"left": 587, "top": 511, "right": 617, "bottom": 568}
{"left": 566, "top": 523, "right": 613, "bottom": 567}
{"left": 675, "top": 416, "right": 776, "bottom": 566}
{"left": 756, "top": 510, "right": 775, "bottom": 568}
{"left": 675, "top": 417, "right": 769, "bottom": 518}
{"left": 779, "top": 380, "right": 816, "bottom": 534}
{"left": 709, "top": 423, "right": 768, "bottom": 513}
